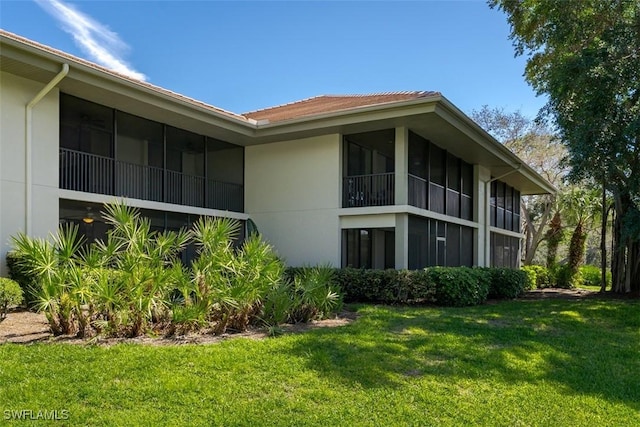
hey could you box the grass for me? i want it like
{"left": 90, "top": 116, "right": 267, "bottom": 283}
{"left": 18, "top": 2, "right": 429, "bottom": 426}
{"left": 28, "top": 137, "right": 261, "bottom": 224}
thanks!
{"left": 1, "top": 298, "right": 639, "bottom": 426}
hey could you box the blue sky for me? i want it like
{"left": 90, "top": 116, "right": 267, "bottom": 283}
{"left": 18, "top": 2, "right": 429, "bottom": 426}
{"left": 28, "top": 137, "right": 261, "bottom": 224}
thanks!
{"left": 0, "top": 0, "right": 545, "bottom": 117}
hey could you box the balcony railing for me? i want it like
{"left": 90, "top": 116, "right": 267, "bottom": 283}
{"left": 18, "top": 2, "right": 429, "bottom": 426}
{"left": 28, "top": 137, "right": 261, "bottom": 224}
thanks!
{"left": 60, "top": 148, "right": 243, "bottom": 212}
{"left": 115, "top": 161, "right": 164, "bottom": 202}
{"left": 408, "top": 174, "right": 427, "bottom": 209}
{"left": 343, "top": 173, "right": 394, "bottom": 207}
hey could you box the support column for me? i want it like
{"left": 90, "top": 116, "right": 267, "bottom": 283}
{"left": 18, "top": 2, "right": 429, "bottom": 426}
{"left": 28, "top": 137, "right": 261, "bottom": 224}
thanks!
{"left": 394, "top": 127, "right": 408, "bottom": 205}
{"left": 395, "top": 213, "right": 409, "bottom": 269}
{"left": 474, "top": 165, "right": 491, "bottom": 267}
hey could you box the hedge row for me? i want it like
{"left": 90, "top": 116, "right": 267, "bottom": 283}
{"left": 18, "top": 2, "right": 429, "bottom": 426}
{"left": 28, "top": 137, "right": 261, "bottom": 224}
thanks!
{"left": 10, "top": 245, "right": 530, "bottom": 309}
{"left": 521, "top": 264, "right": 611, "bottom": 289}
{"left": 286, "top": 267, "right": 529, "bottom": 307}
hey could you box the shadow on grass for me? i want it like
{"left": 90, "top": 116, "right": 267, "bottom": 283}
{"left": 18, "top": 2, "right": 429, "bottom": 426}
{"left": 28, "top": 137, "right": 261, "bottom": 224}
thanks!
{"left": 282, "top": 299, "right": 640, "bottom": 410}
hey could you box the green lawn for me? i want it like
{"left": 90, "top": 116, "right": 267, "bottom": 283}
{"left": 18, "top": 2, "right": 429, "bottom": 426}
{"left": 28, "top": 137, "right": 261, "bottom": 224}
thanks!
{"left": 1, "top": 298, "right": 639, "bottom": 426}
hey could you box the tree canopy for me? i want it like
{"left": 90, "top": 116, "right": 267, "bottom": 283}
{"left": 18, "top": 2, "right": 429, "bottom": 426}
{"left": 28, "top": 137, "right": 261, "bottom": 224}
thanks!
{"left": 491, "top": 0, "right": 640, "bottom": 292}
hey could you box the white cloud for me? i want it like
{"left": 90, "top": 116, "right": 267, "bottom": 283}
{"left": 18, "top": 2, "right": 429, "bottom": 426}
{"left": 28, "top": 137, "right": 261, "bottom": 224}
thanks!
{"left": 35, "top": 0, "right": 147, "bottom": 81}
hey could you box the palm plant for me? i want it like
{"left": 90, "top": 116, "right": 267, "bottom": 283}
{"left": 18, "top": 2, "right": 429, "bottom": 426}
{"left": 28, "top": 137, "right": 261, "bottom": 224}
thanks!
{"left": 93, "top": 202, "right": 189, "bottom": 336}
{"left": 262, "top": 280, "right": 295, "bottom": 326}
{"left": 190, "top": 216, "right": 240, "bottom": 334}
{"left": 226, "top": 234, "right": 285, "bottom": 331}
{"left": 11, "top": 224, "right": 85, "bottom": 335}
{"left": 290, "top": 265, "right": 342, "bottom": 322}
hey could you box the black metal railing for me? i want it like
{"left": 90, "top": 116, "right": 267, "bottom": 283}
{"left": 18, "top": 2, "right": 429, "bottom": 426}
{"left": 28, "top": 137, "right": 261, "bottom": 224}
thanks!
{"left": 60, "top": 148, "right": 243, "bottom": 212}
{"left": 342, "top": 173, "right": 394, "bottom": 207}
{"left": 206, "top": 180, "right": 244, "bottom": 212}
{"left": 408, "top": 174, "right": 427, "bottom": 209}
{"left": 115, "top": 161, "right": 164, "bottom": 202}
{"left": 166, "top": 170, "right": 205, "bottom": 207}
{"left": 60, "top": 149, "right": 114, "bottom": 195}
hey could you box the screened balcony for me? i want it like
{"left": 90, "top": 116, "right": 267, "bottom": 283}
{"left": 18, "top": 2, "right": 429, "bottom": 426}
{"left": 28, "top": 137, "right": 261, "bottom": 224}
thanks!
{"left": 407, "top": 131, "right": 473, "bottom": 221}
{"left": 342, "top": 173, "right": 394, "bottom": 207}
{"left": 60, "top": 148, "right": 244, "bottom": 212}
{"left": 59, "top": 94, "right": 244, "bottom": 213}
{"left": 342, "top": 129, "right": 395, "bottom": 208}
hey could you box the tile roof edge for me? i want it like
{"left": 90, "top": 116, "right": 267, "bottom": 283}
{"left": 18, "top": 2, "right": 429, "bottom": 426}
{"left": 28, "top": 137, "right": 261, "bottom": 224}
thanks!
{"left": 253, "top": 95, "right": 444, "bottom": 128}
{"left": 242, "top": 91, "right": 440, "bottom": 116}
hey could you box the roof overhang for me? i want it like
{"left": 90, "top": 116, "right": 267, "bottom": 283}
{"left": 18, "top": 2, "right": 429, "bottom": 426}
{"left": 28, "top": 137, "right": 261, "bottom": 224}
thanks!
{"left": 1, "top": 30, "right": 555, "bottom": 195}
{"left": 0, "top": 32, "right": 256, "bottom": 145}
{"left": 246, "top": 96, "right": 555, "bottom": 195}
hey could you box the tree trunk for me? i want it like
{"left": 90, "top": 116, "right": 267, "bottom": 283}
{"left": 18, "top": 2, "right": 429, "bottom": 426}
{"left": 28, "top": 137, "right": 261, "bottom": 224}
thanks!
{"left": 546, "top": 212, "right": 564, "bottom": 269}
{"left": 522, "top": 198, "right": 554, "bottom": 265}
{"left": 568, "top": 221, "right": 586, "bottom": 273}
{"left": 600, "top": 179, "right": 607, "bottom": 292}
{"left": 611, "top": 191, "right": 640, "bottom": 294}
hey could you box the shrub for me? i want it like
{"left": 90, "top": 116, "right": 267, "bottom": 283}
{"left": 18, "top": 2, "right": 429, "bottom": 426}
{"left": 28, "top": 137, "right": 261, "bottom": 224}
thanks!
{"left": 405, "top": 269, "right": 437, "bottom": 303}
{"left": 429, "top": 267, "right": 489, "bottom": 307}
{"left": 555, "top": 264, "right": 582, "bottom": 289}
{"left": 326, "top": 268, "right": 436, "bottom": 305}
{"left": 289, "top": 265, "right": 342, "bottom": 322}
{"left": 6, "top": 251, "right": 39, "bottom": 306}
{"left": 522, "top": 265, "right": 554, "bottom": 289}
{"left": 331, "top": 268, "right": 395, "bottom": 303}
{"left": 580, "top": 265, "right": 612, "bottom": 288}
{"left": 7, "top": 201, "right": 345, "bottom": 337}
{"left": 262, "top": 281, "right": 295, "bottom": 326}
{"left": 488, "top": 268, "right": 528, "bottom": 299}
{"left": 303, "top": 267, "right": 532, "bottom": 306}
{"left": 0, "top": 278, "right": 23, "bottom": 320}
{"left": 521, "top": 266, "right": 537, "bottom": 291}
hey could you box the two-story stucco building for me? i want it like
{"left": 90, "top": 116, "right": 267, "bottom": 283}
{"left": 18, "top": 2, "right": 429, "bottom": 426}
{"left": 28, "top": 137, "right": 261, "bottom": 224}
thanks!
{"left": 0, "top": 30, "right": 554, "bottom": 275}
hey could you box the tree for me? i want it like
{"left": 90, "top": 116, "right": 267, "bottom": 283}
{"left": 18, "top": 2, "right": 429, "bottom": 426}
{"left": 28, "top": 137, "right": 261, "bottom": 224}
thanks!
{"left": 471, "top": 106, "right": 566, "bottom": 264}
{"left": 491, "top": 0, "right": 640, "bottom": 293}
{"left": 562, "top": 187, "right": 603, "bottom": 280}
{"left": 545, "top": 211, "right": 563, "bottom": 269}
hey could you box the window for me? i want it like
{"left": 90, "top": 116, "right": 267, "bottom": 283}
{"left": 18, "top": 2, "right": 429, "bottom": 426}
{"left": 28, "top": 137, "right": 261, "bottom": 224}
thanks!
{"left": 461, "top": 162, "right": 473, "bottom": 220}
{"left": 115, "top": 111, "right": 164, "bottom": 201}
{"left": 408, "top": 216, "right": 474, "bottom": 269}
{"left": 490, "top": 179, "right": 521, "bottom": 232}
{"left": 206, "top": 138, "right": 244, "bottom": 211}
{"left": 429, "top": 144, "right": 445, "bottom": 186}
{"left": 490, "top": 232, "right": 520, "bottom": 268}
{"left": 59, "top": 93, "right": 244, "bottom": 212}
{"left": 343, "top": 131, "right": 395, "bottom": 207}
{"left": 342, "top": 228, "right": 395, "bottom": 269}
{"left": 60, "top": 94, "right": 114, "bottom": 157}
{"left": 408, "top": 132, "right": 427, "bottom": 179}
{"left": 408, "top": 132, "right": 474, "bottom": 220}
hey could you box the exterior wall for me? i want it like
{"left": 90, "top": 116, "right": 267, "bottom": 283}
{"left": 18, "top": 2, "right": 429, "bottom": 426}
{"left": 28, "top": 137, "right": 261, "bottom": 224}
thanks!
{"left": 245, "top": 134, "right": 341, "bottom": 267}
{"left": 0, "top": 71, "right": 60, "bottom": 275}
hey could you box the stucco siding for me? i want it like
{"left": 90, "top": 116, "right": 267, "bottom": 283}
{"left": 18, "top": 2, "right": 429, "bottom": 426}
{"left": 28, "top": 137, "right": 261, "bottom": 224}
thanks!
{"left": 0, "top": 71, "right": 60, "bottom": 274}
{"left": 245, "top": 134, "right": 341, "bottom": 266}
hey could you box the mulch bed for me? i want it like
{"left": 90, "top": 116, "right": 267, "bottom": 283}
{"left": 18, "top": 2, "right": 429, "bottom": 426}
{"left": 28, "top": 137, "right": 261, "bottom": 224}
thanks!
{"left": 0, "top": 308, "right": 356, "bottom": 346}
